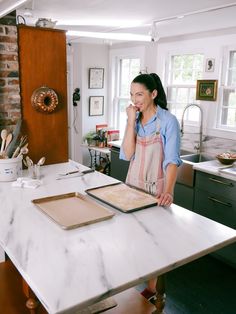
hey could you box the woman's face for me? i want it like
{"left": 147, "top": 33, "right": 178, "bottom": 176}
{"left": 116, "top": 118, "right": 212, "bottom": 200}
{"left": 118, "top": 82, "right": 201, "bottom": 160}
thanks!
{"left": 130, "top": 82, "right": 157, "bottom": 112}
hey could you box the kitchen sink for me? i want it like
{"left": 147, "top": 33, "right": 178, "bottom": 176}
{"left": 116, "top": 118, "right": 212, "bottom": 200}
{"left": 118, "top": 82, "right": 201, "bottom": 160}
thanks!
{"left": 181, "top": 153, "right": 213, "bottom": 163}
{"left": 177, "top": 153, "right": 214, "bottom": 187}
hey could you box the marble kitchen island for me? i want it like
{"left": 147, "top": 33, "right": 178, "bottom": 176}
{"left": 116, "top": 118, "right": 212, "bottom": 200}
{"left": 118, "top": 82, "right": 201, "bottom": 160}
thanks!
{"left": 0, "top": 161, "right": 236, "bottom": 314}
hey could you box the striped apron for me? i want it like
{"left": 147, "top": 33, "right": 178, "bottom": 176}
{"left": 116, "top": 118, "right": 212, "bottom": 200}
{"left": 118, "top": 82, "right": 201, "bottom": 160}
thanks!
{"left": 125, "top": 120, "right": 164, "bottom": 197}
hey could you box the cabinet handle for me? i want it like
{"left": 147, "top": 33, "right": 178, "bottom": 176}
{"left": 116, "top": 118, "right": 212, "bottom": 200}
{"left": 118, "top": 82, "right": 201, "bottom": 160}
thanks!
{"left": 209, "top": 177, "right": 234, "bottom": 187}
{"left": 208, "top": 196, "right": 232, "bottom": 207}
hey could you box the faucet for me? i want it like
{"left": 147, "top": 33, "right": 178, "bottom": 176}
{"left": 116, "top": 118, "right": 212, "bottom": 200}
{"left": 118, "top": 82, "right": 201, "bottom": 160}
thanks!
{"left": 180, "top": 104, "right": 203, "bottom": 154}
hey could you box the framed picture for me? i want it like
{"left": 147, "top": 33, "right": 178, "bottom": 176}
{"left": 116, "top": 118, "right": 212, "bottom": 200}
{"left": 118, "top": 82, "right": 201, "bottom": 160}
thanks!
{"left": 196, "top": 80, "right": 218, "bottom": 101}
{"left": 89, "top": 96, "right": 104, "bottom": 116}
{"left": 205, "top": 58, "right": 215, "bottom": 72}
{"left": 89, "top": 68, "right": 104, "bottom": 89}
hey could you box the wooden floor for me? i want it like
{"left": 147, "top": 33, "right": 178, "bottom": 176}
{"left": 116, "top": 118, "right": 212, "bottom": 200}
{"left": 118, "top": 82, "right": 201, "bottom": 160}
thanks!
{"left": 1, "top": 255, "right": 236, "bottom": 314}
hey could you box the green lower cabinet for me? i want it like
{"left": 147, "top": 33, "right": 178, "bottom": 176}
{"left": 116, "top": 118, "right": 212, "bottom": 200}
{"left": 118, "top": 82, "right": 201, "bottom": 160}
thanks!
{"left": 174, "top": 183, "right": 194, "bottom": 210}
{"left": 194, "top": 171, "right": 236, "bottom": 268}
{"left": 110, "top": 147, "right": 129, "bottom": 182}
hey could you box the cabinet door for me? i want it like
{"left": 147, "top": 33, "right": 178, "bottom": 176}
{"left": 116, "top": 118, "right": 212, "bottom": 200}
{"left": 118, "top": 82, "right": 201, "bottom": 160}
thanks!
{"left": 18, "top": 25, "right": 68, "bottom": 165}
{"left": 174, "top": 183, "right": 194, "bottom": 210}
{"left": 110, "top": 149, "right": 129, "bottom": 182}
{"left": 194, "top": 189, "right": 236, "bottom": 229}
{"left": 195, "top": 171, "right": 236, "bottom": 201}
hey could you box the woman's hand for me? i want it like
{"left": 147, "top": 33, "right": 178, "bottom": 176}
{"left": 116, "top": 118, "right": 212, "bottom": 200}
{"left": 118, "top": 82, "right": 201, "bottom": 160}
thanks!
{"left": 126, "top": 103, "right": 138, "bottom": 125}
{"left": 157, "top": 192, "right": 173, "bottom": 207}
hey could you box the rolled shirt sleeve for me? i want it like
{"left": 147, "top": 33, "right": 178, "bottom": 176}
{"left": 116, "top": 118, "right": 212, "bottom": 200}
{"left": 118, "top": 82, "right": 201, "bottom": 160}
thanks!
{"left": 161, "top": 113, "right": 182, "bottom": 170}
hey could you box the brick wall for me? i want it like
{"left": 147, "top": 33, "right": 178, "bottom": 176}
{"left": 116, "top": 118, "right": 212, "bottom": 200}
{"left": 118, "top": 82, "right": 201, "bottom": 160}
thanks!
{"left": 0, "top": 13, "right": 21, "bottom": 130}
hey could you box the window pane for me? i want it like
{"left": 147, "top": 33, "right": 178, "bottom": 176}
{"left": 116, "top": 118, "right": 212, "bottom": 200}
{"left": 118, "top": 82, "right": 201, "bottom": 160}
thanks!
{"left": 120, "top": 58, "right": 140, "bottom": 97}
{"left": 221, "top": 108, "right": 236, "bottom": 127}
{"left": 171, "top": 54, "right": 203, "bottom": 84}
{"left": 168, "top": 53, "right": 203, "bottom": 122}
{"left": 222, "top": 89, "right": 236, "bottom": 108}
{"left": 118, "top": 99, "right": 129, "bottom": 138}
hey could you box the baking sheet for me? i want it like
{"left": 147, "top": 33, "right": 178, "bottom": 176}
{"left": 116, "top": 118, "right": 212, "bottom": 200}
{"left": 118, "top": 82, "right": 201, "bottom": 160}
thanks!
{"left": 32, "top": 192, "right": 114, "bottom": 230}
{"left": 85, "top": 183, "right": 157, "bottom": 213}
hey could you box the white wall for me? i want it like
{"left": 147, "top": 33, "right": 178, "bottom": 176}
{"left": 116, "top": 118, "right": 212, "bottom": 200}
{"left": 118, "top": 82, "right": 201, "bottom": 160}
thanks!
{"left": 156, "top": 32, "right": 236, "bottom": 140}
{"left": 69, "top": 43, "right": 109, "bottom": 166}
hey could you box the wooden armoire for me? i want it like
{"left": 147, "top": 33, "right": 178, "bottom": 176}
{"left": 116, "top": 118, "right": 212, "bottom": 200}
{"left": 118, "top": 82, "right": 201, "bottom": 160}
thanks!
{"left": 17, "top": 25, "right": 68, "bottom": 165}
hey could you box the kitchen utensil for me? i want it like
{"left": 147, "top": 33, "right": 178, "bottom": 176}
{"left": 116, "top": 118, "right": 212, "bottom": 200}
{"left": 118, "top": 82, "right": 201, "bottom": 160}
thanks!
{"left": 18, "top": 147, "right": 29, "bottom": 158}
{"left": 3, "top": 133, "right": 13, "bottom": 155}
{"left": 25, "top": 156, "right": 33, "bottom": 168}
{"left": 6, "top": 119, "right": 22, "bottom": 157}
{"left": 56, "top": 169, "right": 94, "bottom": 180}
{"left": 37, "top": 156, "right": 46, "bottom": 166}
{"left": 12, "top": 135, "right": 27, "bottom": 158}
{"left": 0, "top": 129, "right": 8, "bottom": 154}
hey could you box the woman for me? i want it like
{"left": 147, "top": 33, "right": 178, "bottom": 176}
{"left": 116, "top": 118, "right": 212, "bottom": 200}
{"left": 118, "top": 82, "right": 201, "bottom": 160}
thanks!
{"left": 120, "top": 73, "right": 182, "bottom": 299}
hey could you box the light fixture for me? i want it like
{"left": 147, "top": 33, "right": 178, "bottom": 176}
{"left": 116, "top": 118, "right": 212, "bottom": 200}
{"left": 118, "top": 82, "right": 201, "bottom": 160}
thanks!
{"left": 0, "top": 0, "right": 28, "bottom": 19}
{"left": 152, "top": 2, "right": 236, "bottom": 24}
{"left": 67, "top": 30, "right": 151, "bottom": 42}
{"left": 149, "top": 22, "right": 159, "bottom": 42}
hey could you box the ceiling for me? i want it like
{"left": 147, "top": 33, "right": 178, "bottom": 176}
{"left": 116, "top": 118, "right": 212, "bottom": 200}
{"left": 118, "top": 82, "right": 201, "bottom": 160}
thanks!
{"left": 3, "top": 0, "right": 236, "bottom": 43}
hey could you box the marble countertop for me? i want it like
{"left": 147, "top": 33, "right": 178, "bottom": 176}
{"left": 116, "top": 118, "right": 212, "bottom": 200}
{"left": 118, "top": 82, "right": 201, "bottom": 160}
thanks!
{"left": 193, "top": 160, "right": 236, "bottom": 181}
{"left": 1, "top": 161, "right": 236, "bottom": 314}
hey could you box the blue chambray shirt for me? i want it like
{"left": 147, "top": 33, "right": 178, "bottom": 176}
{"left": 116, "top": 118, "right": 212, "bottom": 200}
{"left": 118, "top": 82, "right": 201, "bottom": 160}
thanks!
{"left": 120, "top": 105, "right": 182, "bottom": 170}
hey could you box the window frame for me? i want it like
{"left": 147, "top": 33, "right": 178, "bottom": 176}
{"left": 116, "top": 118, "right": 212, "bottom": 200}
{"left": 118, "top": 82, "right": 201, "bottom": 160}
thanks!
{"left": 166, "top": 52, "right": 204, "bottom": 125}
{"left": 217, "top": 47, "right": 236, "bottom": 132}
{"left": 108, "top": 46, "right": 145, "bottom": 134}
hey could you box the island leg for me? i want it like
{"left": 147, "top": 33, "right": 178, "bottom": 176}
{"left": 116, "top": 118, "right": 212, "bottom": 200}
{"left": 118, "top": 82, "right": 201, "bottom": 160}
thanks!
{"left": 152, "top": 275, "right": 166, "bottom": 314}
{"left": 22, "top": 279, "right": 39, "bottom": 314}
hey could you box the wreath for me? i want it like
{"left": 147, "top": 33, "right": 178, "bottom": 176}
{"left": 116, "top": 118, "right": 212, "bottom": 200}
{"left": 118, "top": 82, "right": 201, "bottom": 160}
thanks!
{"left": 31, "top": 86, "right": 58, "bottom": 113}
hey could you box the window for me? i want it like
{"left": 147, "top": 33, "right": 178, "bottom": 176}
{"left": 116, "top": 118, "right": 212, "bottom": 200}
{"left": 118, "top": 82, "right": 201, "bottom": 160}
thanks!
{"left": 218, "top": 50, "right": 236, "bottom": 130}
{"left": 167, "top": 54, "right": 204, "bottom": 122}
{"left": 115, "top": 58, "right": 140, "bottom": 137}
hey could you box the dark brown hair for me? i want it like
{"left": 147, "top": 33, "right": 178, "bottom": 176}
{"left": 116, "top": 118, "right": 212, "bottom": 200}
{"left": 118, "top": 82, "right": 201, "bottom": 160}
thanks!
{"left": 132, "top": 73, "right": 168, "bottom": 110}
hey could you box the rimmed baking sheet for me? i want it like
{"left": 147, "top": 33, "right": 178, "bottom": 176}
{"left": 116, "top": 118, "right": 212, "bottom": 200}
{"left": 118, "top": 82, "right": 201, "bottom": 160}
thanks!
{"left": 85, "top": 182, "right": 157, "bottom": 213}
{"left": 32, "top": 192, "right": 115, "bottom": 230}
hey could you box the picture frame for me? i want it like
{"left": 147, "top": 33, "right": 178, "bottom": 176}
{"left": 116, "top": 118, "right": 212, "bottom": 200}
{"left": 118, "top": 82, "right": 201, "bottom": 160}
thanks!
{"left": 205, "top": 58, "right": 215, "bottom": 72}
{"left": 89, "top": 96, "right": 104, "bottom": 116}
{"left": 196, "top": 80, "right": 218, "bottom": 101}
{"left": 89, "top": 68, "right": 104, "bottom": 89}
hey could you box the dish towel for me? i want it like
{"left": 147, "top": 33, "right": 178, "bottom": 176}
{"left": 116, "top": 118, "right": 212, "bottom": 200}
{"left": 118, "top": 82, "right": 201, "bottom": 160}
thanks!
{"left": 12, "top": 177, "right": 42, "bottom": 189}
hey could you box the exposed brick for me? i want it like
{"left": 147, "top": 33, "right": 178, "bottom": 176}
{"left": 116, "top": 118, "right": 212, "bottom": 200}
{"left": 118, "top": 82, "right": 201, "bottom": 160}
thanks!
{"left": 0, "top": 70, "right": 19, "bottom": 78}
{"left": 4, "top": 43, "right": 18, "bottom": 52}
{"left": 0, "top": 86, "right": 20, "bottom": 93}
{"left": 0, "top": 103, "right": 21, "bottom": 111}
{"left": 0, "top": 54, "right": 17, "bottom": 61}
{"left": 8, "top": 79, "right": 19, "bottom": 85}
{"left": 8, "top": 94, "right": 21, "bottom": 103}
{"left": 0, "top": 65, "right": 6, "bottom": 70}
{"left": 0, "top": 36, "right": 17, "bottom": 43}
{"left": 0, "top": 94, "right": 9, "bottom": 103}
{"left": 0, "top": 79, "right": 6, "bottom": 86}
{"left": 0, "top": 111, "right": 8, "bottom": 118}
{"left": 0, "top": 118, "right": 18, "bottom": 127}
{"left": 9, "top": 111, "right": 21, "bottom": 120}
{"left": 6, "top": 62, "right": 18, "bottom": 71}
{"left": 5, "top": 26, "right": 17, "bottom": 36}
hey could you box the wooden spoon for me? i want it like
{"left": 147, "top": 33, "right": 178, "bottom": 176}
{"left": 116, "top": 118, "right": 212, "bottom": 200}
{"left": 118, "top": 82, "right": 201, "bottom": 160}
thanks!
{"left": 37, "top": 156, "right": 46, "bottom": 166}
{"left": 0, "top": 129, "right": 8, "bottom": 154}
{"left": 3, "top": 133, "right": 13, "bottom": 155}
